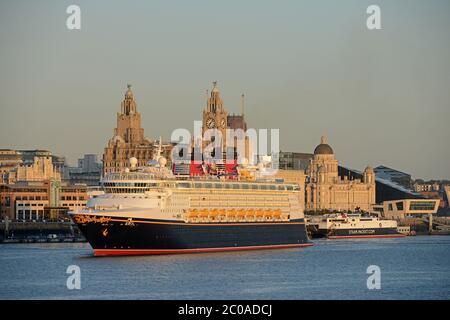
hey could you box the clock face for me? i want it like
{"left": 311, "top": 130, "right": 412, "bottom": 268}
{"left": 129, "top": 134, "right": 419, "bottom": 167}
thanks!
{"left": 206, "top": 117, "right": 216, "bottom": 129}
{"left": 220, "top": 118, "right": 226, "bottom": 128}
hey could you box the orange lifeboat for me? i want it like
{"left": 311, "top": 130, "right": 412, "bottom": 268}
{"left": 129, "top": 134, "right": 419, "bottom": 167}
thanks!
{"left": 207, "top": 209, "right": 215, "bottom": 221}
{"left": 217, "top": 209, "right": 226, "bottom": 221}
{"left": 256, "top": 209, "right": 265, "bottom": 217}
{"left": 198, "top": 210, "right": 209, "bottom": 218}
{"left": 273, "top": 209, "right": 282, "bottom": 220}
{"left": 263, "top": 209, "right": 271, "bottom": 220}
{"left": 188, "top": 209, "right": 198, "bottom": 219}
{"left": 245, "top": 209, "right": 256, "bottom": 221}
{"left": 227, "top": 209, "right": 237, "bottom": 220}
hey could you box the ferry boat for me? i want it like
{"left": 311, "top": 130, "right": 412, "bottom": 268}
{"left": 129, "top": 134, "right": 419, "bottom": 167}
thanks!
{"left": 315, "top": 213, "right": 406, "bottom": 239}
{"left": 69, "top": 156, "right": 312, "bottom": 256}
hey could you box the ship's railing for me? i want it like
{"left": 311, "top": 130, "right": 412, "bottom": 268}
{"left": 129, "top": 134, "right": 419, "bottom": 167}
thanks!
{"left": 84, "top": 205, "right": 123, "bottom": 212}
{"left": 103, "top": 172, "right": 155, "bottom": 181}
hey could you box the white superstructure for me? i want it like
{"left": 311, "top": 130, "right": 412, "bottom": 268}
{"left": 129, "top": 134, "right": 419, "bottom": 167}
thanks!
{"left": 76, "top": 157, "right": 305, "bottom": 224}
{"left": 318, "top": 213, "right": 398, "bottom": 231}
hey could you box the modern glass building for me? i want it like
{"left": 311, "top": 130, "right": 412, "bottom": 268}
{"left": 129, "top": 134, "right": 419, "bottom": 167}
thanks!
{"left": 338, "top": 166, "right": 425, "bottom": 203}
{"left": 373, "top": 199, "right": 439, "bottom": 219}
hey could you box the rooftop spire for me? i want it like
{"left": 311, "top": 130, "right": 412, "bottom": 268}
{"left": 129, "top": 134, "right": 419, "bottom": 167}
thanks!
{"left": 122, "top": 84, "right": 137, "bottom": 114}
{"left": 124, "top": 83, "right": 134, "bottom": 100}
{"left": 211, "top": 81, "right": 219, "bottom": 93}
{"left": 207, "top": 81, "right": 224, "bottom": 113}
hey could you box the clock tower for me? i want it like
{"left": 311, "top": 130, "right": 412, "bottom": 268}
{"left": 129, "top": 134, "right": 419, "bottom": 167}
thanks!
{"left": 202, "top": 82, "right": 229, "bottom": 158}
{"left": 203, "top": 81, "right": 228, "bottom": 132}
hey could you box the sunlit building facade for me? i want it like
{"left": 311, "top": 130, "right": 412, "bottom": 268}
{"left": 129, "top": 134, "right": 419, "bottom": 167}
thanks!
{"left": 305, "top": 136, "right": 376, "bottom": 212}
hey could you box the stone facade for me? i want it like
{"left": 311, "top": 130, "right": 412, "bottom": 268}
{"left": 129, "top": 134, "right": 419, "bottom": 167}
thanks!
{"left": 0, "top": 182, "right": 87, "bottom": 221}
{"left": 5, "top": 156, "right": 61, "bottom": 185}
{"left": 0, "top": 149, "right": 23, "bottom": 184}
{"left": 273, "top": 169, "right": 306, "bottom": 211}
{"left": 103, "top": 85, "right": 171, "bottom": 174}
{"left": 305, "top": 136, "right": 376, "bottom": 212}
{"left": 201, "top": 82, "right": 251, "bottom": 163}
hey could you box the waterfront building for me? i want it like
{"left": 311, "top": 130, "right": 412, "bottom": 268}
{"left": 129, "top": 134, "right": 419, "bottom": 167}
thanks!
{"left": 201, "top": 82, "right": 251, "bottom": 164}
{"left": 103, "top": 85, "right": 154, "bottom": 174}
{"left": 68, "top": 154, "right": 102, "bottom": 186}
{"left": 305, "top": 136, "right": 376, "bottom": 212}
{"left": 77, "top": 154, "right": 102, "bottom": 173}
{"left": 445, "top": 186, "right": 450, "bottom": 206}
{"left": 5, "top": 156, "right": 61, "bottom": 185}
{"left": 273, "top": 169, "right": 306, "bottom": 211}
{"left": 103, "top": 85, "right": 172, "bottom": 174}
{"left": 17, "top": 150, "right": 66, "bottom": 173}
{"left": 374, "top": 165, "right": 412, "bottom": 189}
{"left": 0, "top": 149, "right": 68, "bottom": 184}
{"left": 0, "top": 150, "right": 23, "bottom": 183}
{"left": 413, "top": 182, "right": 441, "bottom": 192}
{"left": 0, "top": 181, "right": 87, "bottom": 221}
{"left": 173, "top": 82, "right": 251, "bottom": 176}
{"left": 279, "top": 152, "right": 313, "bottom": 171}
{"left": 371, "top": 199, "right": 439, "bottom": 219}
{"left": 339, "top": 166, "right": 425, "bottom": 203}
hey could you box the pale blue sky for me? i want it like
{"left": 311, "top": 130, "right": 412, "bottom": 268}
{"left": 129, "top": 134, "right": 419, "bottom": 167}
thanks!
{"left": 0, "top": 0, "right": 449, "bottom": 179}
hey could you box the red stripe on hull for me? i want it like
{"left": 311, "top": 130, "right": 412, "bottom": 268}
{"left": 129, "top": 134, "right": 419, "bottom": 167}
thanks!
{"left": 328, "top": 234, "right": 406, "bottom": 239}
{"left": 94, "top": 243, "right": 313, "bottom": 256}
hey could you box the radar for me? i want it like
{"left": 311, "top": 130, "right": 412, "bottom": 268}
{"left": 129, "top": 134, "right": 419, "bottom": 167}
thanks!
{"left": 261, "top": 155, "right": 272, "bottom": 165}
{"left": 129, "top": 157, "right": 138, "bottom": 168}
{"left": 158, "top": 157, "right": 167, "bottom": 167}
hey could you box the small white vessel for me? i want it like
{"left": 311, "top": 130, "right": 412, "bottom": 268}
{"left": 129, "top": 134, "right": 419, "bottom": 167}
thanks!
{"left": 316, "top": 213, "right": 405, "bottom": 239}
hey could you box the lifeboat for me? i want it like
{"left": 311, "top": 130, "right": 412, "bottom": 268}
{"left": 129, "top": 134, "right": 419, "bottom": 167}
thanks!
{"left": 217, "top": 209, "right": 226, "bottom": 221}
{"left": 255, "top": 209, "right": 266, "bottom": 221}
{"left": 246, "top": 209, "right": 256, "bottom": 221}
{"left": 236, "top": 209, "right": 246, "bottom": 221}
{"left": 187, "top": 209, "right": 198, "bottom": 218}
{"left": 226, "top": 209, "right": 237, "bottom": 221}
{"left": 273, "top": 209, "right": 282, "bottom": 220}
{"left": 263, "top": 209, "right": 273, "bottom": 220}
{"left": 198, "top": 210, "right": 209, "bottom": 218}
{"left": 209, "top": 209, "right": 220, "bottom": 221}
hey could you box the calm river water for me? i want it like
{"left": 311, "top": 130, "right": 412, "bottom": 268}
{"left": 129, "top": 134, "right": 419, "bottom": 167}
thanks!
{"left": 1, "top": 236, "right": 449, "bottom": 299}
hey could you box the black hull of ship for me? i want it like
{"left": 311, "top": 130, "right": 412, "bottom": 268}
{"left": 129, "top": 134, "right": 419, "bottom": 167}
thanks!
{"left": 72, "top": 215, "right": 312, "bottom": 255}
{"left": 317, "top": 227, "right": 406, "bottom": 239}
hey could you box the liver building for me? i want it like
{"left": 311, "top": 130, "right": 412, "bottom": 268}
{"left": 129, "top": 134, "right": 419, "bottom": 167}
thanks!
{"left": 103, "top": 85, "right": 157, "bottom": 174}
{"left": 200, "top": 82, "right": 250, "bottom": 164}
{"left": 305, "top": 136, "right": 376, "bottom": 212}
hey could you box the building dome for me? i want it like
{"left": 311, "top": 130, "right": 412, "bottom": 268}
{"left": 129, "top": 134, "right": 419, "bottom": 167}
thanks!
{"left": 314, "top": 135, "right": 334, "bottom": 155}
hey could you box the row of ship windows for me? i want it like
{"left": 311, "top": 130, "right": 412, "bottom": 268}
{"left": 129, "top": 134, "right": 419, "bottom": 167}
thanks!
{"left": 15, "top": 196, "right": 48, "bottom": 201}
{"left": 102, "top": 182, "right": 300, "bottom": 192}
{"left": 17, "top": 203, "right": 85, "bottom": 208}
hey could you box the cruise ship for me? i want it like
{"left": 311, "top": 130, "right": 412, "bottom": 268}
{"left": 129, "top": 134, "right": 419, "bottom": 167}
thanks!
{"left": 69, "top": 156, "right": 312, "bottom": 256}
{"left": 313, "top": 213, "right": 405, "bottom": 239}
